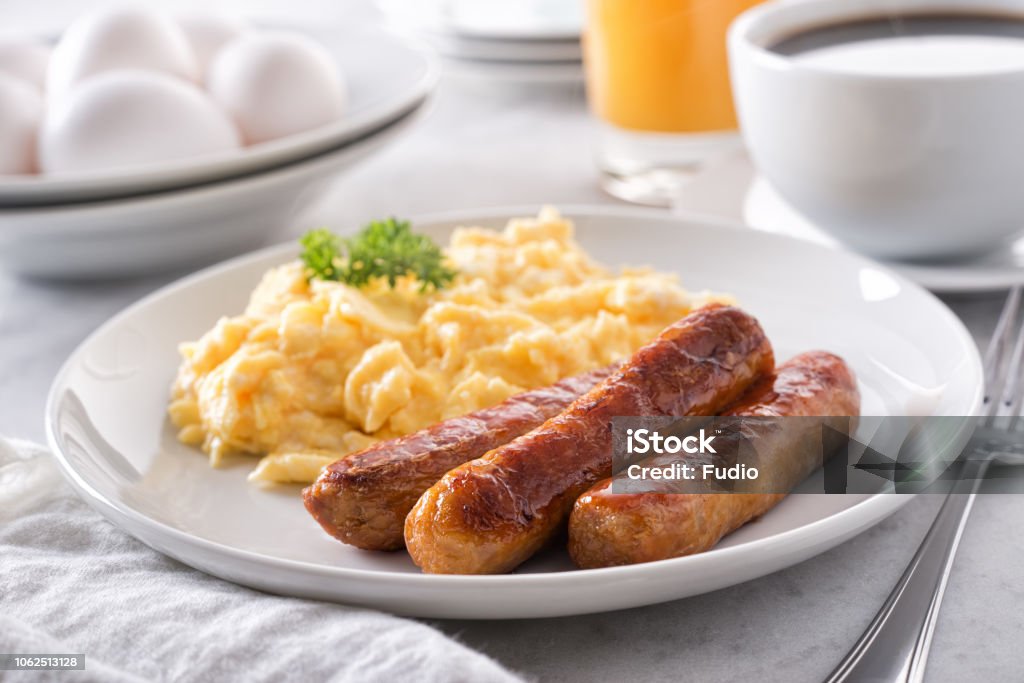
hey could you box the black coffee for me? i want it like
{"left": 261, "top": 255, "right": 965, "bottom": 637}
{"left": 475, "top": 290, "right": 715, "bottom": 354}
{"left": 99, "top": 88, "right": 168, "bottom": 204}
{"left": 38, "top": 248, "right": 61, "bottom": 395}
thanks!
{"left": 770, "top": 13, "right": 1024, "bottom": 75}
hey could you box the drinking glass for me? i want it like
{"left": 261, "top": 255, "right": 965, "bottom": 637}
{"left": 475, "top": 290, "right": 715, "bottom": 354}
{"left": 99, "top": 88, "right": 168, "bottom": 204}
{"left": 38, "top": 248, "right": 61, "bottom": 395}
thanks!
{"left": 583, "top": 0, "right": 764, "bottom": 205}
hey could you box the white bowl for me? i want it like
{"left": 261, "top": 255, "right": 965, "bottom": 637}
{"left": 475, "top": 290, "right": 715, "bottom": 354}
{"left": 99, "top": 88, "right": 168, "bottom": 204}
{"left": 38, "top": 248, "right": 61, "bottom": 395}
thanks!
{"left": 0, "top": 25, "right": 438, "bottom": 208}
{"left": 729, "top": 0, "right": 1024, "bottom": 260}
{"left": 0, "top": 104, "right": 426, "bottom": 279}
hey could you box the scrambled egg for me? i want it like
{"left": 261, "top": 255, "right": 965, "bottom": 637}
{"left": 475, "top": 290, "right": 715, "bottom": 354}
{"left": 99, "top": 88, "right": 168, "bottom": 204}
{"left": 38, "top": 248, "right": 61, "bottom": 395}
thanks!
{"left": 169, "top": 208, "right": 718, "bottom": 484}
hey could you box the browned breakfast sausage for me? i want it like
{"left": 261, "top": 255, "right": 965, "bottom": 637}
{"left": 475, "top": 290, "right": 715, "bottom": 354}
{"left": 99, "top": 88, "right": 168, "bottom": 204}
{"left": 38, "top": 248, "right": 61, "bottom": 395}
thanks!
{"left": 303, "top": 365, "right": 617, "bottom": 551}
{"left": 567, "top": 351, "right": 860, "bottom": 569}
{"left": 404, "top": 305, "right": 774, "bottom": 574}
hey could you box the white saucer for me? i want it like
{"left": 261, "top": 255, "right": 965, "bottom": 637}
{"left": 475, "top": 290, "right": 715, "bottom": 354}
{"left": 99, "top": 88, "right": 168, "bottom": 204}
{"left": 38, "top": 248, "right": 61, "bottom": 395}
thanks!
{"left": 744, "top": 177, "right": 1024, "bottom": 294}
{"left": 673, "top": 153, "right": 1024, "bottom": 294}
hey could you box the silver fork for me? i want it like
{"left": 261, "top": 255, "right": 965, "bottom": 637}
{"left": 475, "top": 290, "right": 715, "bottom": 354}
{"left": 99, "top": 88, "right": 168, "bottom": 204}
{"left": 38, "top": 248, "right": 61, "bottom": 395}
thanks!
{"left": 826, "top": 286, "right": 1024, "bottom": 683}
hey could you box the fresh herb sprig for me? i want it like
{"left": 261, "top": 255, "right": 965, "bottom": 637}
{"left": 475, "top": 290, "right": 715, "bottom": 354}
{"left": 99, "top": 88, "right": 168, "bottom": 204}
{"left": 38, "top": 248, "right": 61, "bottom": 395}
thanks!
{"left": 299, "top": 218, "right": 457, "bottom": 292}
{"left": 299, "top": 228, "right": 344, "bottom": 282}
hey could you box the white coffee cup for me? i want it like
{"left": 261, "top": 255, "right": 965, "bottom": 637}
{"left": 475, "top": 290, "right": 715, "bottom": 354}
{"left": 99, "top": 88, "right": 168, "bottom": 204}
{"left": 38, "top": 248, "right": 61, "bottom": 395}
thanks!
{"left": 728, "top": 0, "right": 1024, "bottom": 260}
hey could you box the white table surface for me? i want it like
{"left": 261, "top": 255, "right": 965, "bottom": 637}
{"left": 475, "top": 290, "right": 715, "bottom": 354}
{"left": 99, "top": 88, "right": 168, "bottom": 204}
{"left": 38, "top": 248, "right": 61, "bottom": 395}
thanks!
{"left": 2, "top": 1, "right": 1022, "bottom": 681}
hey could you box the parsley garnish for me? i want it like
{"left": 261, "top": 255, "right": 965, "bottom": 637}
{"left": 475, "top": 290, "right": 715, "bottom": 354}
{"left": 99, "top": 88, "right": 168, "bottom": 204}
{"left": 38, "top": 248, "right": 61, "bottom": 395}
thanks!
{"left": 299, "top": 218, "right": 457, "bottom": 292}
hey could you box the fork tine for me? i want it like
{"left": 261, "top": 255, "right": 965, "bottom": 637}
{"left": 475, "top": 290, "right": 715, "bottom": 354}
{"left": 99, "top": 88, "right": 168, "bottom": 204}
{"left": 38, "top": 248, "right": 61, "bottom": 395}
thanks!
{"left": 982, "top": 286, "right": 1022, "bottom": 425}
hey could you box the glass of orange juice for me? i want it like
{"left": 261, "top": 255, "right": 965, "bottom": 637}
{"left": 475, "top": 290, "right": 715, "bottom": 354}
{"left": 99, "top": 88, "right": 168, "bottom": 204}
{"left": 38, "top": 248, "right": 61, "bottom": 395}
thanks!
{"left": 584, "top": 0, "right": 763, "bottom": 205}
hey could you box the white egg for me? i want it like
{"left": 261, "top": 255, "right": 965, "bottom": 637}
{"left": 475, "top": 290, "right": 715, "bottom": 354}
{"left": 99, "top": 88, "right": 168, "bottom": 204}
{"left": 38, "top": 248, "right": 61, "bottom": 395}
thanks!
{"left": 176, "top": 11, "right": 249, "bottom": 75}
{"left": 0, "top": 74, "right": 43, "bottom": 174}
{"left": 0, "top": 35, "right": 51, "bottom": 90}
{"left": 47, "top": 7, "right": 198, "bottom": 101}
{"left": 206, "top": 32, "right": 346, "bottom": 145}
{"left": 39, "top": 70, "right": 240, "bottom": 175}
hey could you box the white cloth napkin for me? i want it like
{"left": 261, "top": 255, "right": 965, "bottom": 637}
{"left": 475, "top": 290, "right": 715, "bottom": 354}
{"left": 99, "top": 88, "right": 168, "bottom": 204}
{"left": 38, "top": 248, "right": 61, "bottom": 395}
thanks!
{"left": 0, "top": 437, "right": 522, "bottom": 683}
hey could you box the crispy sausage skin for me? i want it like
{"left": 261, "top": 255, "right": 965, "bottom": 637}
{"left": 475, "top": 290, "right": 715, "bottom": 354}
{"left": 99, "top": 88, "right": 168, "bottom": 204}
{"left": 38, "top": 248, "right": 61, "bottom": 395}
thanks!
{"left": 567, "top": 351, "right": 860, "bottom": 569}
{"left": 303, "top": 366, "right": 617, "bottom": 551}
{"left": 404, "top": 305, "right": 774, "bottom": 574}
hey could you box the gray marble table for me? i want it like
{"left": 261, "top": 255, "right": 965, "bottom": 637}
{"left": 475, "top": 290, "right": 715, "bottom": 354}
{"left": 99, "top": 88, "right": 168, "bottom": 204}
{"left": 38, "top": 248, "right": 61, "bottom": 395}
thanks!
{"left": 1, "top": 4, "right": 1021, "bottom": 680}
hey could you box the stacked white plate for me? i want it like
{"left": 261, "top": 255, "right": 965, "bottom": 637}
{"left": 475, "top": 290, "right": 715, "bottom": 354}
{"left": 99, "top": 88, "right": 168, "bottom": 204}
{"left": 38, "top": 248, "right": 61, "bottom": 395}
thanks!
{"left": 378, "top": 0, "right": 584, "bottom": 85}
{"left": 0, "top": 25, "right": 439, "bottom": 279}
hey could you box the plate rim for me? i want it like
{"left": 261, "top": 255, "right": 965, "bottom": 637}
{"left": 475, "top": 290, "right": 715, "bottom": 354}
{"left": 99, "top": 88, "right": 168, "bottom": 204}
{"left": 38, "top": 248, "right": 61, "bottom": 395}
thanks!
{"left": 44, "top": 205, "right": 984, "bottom": 596}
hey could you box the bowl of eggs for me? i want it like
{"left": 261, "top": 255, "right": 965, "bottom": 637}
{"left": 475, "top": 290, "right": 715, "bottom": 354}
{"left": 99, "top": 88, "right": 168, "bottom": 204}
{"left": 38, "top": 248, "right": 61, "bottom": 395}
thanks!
{"left": 0, "top": 7, "right": 438, "bottom": 278}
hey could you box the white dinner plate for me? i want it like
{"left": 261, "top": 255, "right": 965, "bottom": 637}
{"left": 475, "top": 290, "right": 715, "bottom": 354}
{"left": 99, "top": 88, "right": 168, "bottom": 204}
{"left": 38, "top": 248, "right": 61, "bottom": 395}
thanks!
{"left": 444, "top": 58, "right": 585, "bottom": 86}
{"left": 46, "top": 206, "right": 982, "bottom": 619}
{"left": 0, "top": 26, "right": 438, "bottom": 208}
{"left": 378, "top": 0, "right": 583, "bottom": 42}
{"left": 423, "top": 32, "right": 582, "bottom": 62}
{"left": 745, "top": 177, "right": 1024, "bottom": 293}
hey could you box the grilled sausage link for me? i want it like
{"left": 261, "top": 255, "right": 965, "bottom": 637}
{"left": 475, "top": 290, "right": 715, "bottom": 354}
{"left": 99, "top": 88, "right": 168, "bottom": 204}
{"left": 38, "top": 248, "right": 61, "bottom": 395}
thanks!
{"left": 568, "top": 351, "right": 860, "bottom": 569}
{"left": 404, "top": 305, "right": 774, "bottom": 574}
{"left": 303, "top": 365, "right": 617, "bottom": 551}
